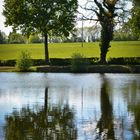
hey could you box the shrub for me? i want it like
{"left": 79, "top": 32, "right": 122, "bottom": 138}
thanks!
{"left": 16, "top": 51, "right": 32, "bottom": 71}
{"left": 71, "top": 53, "right": 89, "bottom": 72}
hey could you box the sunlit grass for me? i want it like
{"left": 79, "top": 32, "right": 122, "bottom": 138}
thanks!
{"left": 0, "top": 41, "right": 140, "bottom": 60}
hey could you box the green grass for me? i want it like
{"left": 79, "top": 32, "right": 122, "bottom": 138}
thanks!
{"left": 0, "top": 41, "right": 140, "bottom": 60}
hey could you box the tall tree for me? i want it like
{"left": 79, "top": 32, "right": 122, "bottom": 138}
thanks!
{"left": 129, "top": 0, "right": 140, "bottom": 38}
{"left": 3, "top": 0, "right": 78, "bottom": 63}
{"left": 82, "top": 0, "right": 130, "bottom": 63}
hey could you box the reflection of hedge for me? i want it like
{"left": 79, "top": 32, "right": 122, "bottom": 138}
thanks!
{"left": 0, "top": 57, "right": 140, "bottom": 66}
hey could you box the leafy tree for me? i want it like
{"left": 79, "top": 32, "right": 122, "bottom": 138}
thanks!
{"left": 82, "top": 0, "right": 130, "bottom": 63}
{"left": 129, "top": 0, "right": 140, "bottom": 39}
{"left": 3, "top": 0, "right": 78, "bottom": 63}
{"left": 29, "top": 34, "right": 43, "bottom": 43}
{"left": 113, "top": 23, "right": 138, "bottom": 41}
{"left": 8, "top": 31, "right": 26, "bottom": 44}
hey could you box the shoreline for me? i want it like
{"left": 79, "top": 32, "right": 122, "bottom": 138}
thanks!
{"left": 36, "top": 65, "right": 140, "bottom": 73}
{"left": 0, "top": 65, "right": 140, "bottom": 73}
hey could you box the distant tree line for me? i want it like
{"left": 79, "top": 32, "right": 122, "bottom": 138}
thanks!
{"left": 0, "top": 30, "right": 43, "bottom": 44}
{"left": 0, "top": 26, "right": 139, "bottom": 45}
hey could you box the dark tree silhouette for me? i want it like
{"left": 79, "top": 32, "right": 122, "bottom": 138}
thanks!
{"left": 96, "top": 75, "right": 115, "bottom": 139}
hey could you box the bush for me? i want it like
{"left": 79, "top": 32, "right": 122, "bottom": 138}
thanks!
{"left": 16, "top": 51, "right": 32, "bottom": 71}
{"left": 71, "top": 53, "right": 89, "bottom": 72}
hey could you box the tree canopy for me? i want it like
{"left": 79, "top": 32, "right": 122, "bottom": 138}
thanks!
{"left": 3, "top": 0, "right": 78, "bottom": 63}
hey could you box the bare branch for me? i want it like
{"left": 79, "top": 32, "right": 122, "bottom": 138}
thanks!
{"left": 103, "top": 0, "right": 109, "bottom": 9}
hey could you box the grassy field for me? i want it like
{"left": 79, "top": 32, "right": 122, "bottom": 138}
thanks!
{"left": 0, "top": 41, "right": 140, "bottom": 60}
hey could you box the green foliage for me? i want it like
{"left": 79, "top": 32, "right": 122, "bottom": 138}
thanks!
{"left": 8, "top": 32, "right": 25, "bottom": 44}
{"left": 16, "top": 51, "right": 32, "bottom": 71}
{"left": 129, "top": 0, "right": 140, "bottom": 38}
{"left": 0, "top": 60, "right": 16, "bottom": 66}
{"left": 3, "top": 0, "right": 78, "bottom": 62}
{"left": 3, "top": 0, "right": 78, "bottom": 35}
{"left": 1, "top": 57, "right": 140, "bottom": 67}
{"left": 71, "top": 53, "right": 89, "bottom": 72}
{"left": 113, "top": 27, "right": 139, "bottom": 41}
{"left": 0, "top": 30, "right": 7, "bottom": 44}
{"left": 29, "top": 34, "right": 43, "bottom": 43}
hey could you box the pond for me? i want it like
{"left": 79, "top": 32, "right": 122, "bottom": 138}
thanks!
{"left": 0, "top": 72, "right": 140, "bottom": 140}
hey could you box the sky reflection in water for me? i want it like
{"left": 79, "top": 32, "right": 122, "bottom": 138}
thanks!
{"left": 0, "top": 73, "right": 140, "bottom": 140}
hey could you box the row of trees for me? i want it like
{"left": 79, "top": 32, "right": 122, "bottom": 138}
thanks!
{"left": 0, "top": 31, "right": 43, "bottom": 44}
{"left": 0, "top": 27, "right": 138, "bottom": 44}
{"left": 2, "top": 0, "right": 140, "bottom": 63}
{"left": 0, "top": 26, "right": 139, "bottom": 44}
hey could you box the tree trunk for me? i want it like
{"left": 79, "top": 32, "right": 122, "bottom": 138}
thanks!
{"left": 44, "top": 34, "right": 49, "bottom": 64}
{"left": 100, "top": 52, "right": 107, "bottom": 64}
{"left": 99, "top": 21, "right": 113, "bottom": 64}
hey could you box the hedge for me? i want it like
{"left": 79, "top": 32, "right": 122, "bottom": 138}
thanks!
{"left": 0, "top": 57, "right": 140, "bottom": 66}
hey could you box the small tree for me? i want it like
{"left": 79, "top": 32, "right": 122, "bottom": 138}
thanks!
{"left": 71, "top": 53, "right": 89, "bottom": 72}
{"left": 3, "top": 0, "right": 78, "bottom": 63}
{"left": 16, "top": 51, "right": 32, "bottom": 71}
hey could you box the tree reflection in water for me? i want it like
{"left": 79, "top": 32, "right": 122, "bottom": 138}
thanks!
{"left": 4, "top": 88, "right": 77, "bottom": 140}
{"left": 129, "top": 103, "right": 140, "bottom": 140}
{"left": 128, "top": 80, "right": 140, "bottom": 140}
{"left": 96, "top": 74, "right": 115, "bottom": 139}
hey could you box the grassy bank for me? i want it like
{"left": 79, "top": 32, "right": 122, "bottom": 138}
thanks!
{"left": 0, "top": 41, "right": 140, "bottom": 60}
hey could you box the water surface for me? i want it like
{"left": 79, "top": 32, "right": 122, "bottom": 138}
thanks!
{"left": 0, "top": 73, "right": 140, "bottom": 140}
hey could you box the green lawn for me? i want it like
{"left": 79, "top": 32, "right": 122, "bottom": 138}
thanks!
{"left": 0, "top": 41, "right": 140, "bottom": 60}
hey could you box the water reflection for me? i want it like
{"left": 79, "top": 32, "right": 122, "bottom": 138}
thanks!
{"left": 0, "top": 73, "right": 140, "bottom": 140}
{"left": 5, "top": 88, "right": 77, "bottom": 140}
{"left": 128, "top": 80, "right": 140, "bottom": 140}
{"left": 96, "top": 75, "right": 114, "bottom": 139}
{"left": 129, "top": 103, "right": 140, "bottom": 140}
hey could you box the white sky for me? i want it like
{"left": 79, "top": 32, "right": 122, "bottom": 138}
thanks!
{"left": 0, "top": 0, "right": 12, "bottom": 35}
{"left": 0, "top": 0, "right": 88, "bottom": 35}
